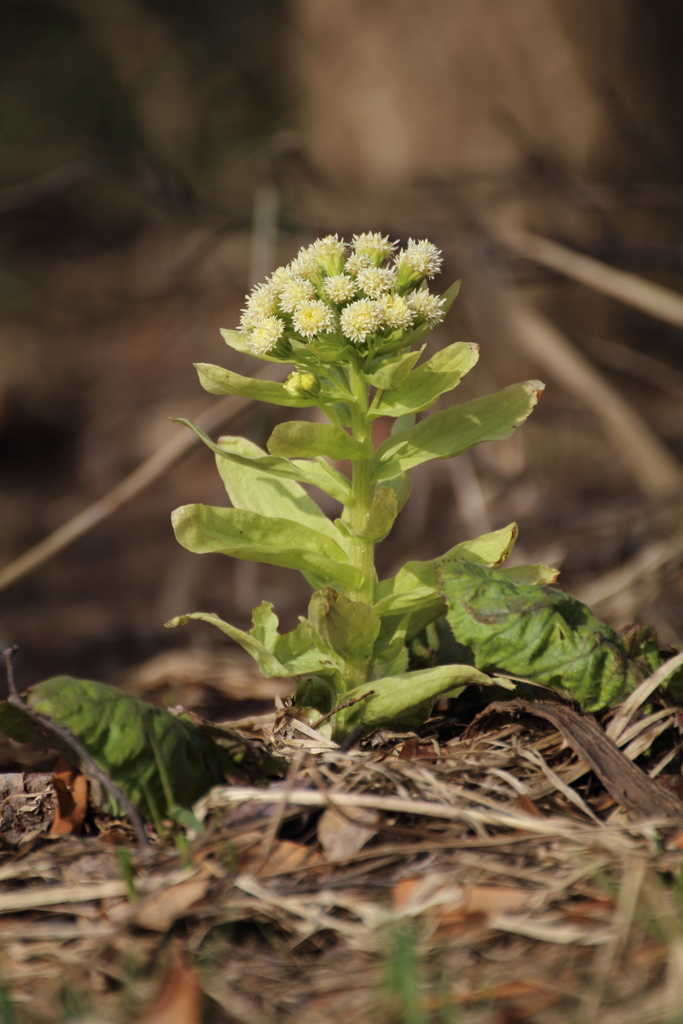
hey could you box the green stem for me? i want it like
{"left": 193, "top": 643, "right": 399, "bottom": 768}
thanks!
{"left": 341, "top": 355, "right": 377, "bottom": 687}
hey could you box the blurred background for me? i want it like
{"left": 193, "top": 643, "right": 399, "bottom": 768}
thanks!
{"left": 2, "top": 0, "right": 683, "bottom": 713}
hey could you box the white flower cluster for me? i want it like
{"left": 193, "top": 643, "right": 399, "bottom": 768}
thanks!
{"left": 238, "top": 233, "right": 446, "bottom": 355}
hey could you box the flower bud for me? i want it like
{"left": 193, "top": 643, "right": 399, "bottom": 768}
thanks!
{"left": 284, "top": 371, "right": 321, "bottom": 400}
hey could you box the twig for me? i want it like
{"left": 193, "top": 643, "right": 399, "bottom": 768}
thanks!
{"left": 0, "top": 364, "right": 286, "bottom": 593}
{"left": 496, "top": 224, "right": 683, "bottom": 330}
{"left": 2, "top": 646, "right": 150, "bottom": 851}
{"left": 313, "top": 690, "right": 375, "bottom": 730}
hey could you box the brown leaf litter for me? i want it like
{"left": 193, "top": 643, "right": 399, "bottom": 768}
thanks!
{"left": 2, "top": 671, "right": 683, "bottom": 1021}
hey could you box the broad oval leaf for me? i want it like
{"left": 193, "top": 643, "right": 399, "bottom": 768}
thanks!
{"left": 267, "top": 420, "right": 369, "bottom": 461}
{"left": 172, "top": 504, "right": 361, "bottom": 592}
{"left": 373, "top": 342, "right": 480, "bottom": 418}
{"left": 372, "top": 381, "right": 545, "bottom": 482}
{"left": 215, "top": 436, "right": 348, "bottom": 552}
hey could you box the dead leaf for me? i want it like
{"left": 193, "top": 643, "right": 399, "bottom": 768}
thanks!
{"left": 462, "top": 885, "right": 532, "bottom": 915}
{"left": 251, "top": 839, "right": 324, "bottom": 877}
{"left": 133, "top": 874, "right": 211, "bottom": 932}
{"left": 317, "top": 806, "right": 379, "bottom": 863}
{"left": 137, "top": 943, "right": 202, "bottom": 1024}
{"left": 49, "top": 758, "right": 88, "bottom": 837}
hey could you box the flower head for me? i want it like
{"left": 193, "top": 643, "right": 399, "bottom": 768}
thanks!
{"left": 278, "top": 275, "right": 316, "bottom": 313}
{"left": 283, "top": 371, "right": 321, "bottom": 400}
{"left": 340, "top": 298, "right": 383, "bottom": 344}
{"left": 395, "top": 239, "right": 443, "bottom": 290}
{"left": 239, "top": 282, "right": 280, "bottom": 330}
{"left": 292, "top": 299, "right": 336, "bottom": 338}
{"left": 406, "top": 288, "right": 447, "bottom": 325}
{"left": 323, "top": 274, "right": 357, "bottom": 304}
{"left": 289, "top": 246, "right": 321, "bottom": 278}
{"left": 351, "top": 232, "right": 397, "bottom": 265}
{"left": 356, "top": 265, "right": 397, "bottom": 299}
{"left": 380, "top": 294, "right": 415, "bottom": 330}
{"left": 247, "top": 316, "right": 285, "bottom": 354}
{"left": 307, "top": 234, "right": 346, "bottom": 276}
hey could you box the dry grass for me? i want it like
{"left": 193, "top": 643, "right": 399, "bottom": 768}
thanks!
{"left": 1, "top": 675, "right": 683, "bottom": 1022}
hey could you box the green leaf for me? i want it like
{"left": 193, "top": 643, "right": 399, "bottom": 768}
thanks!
{"left": 0, "top": 677, "right": 265, "bottom": 820}
{"left": 167, "top": 609, "right": 292, "bottom": 677}
{"left": 342, "top": 486, "right": 398, "bottom": 543}
{"left": 173, "top": 418, "right": 350, "bottom": 503}
{"left": 375, "top": 523, "right": 520, "bottom": 608}
{"left": 436, "top": 561, "right": 646, "bottom": 711}
{"left": 214, "top": 436, "right": 348, "bottom": 552}
{"left": 195, "top": 363, "right": 317, "bottom": 407}
{"left": 308, "top": 589, "right": 381, "bottom": 670}
{"left": 172, "top": 504, "right": 361, "bottom": 592}
{"left": 371, "top": 381, "right": 545, "bottom": 482}
{"left": 267, "top": 421, "right": 369, "bottom": 461}
{"left": 328, "top": 662, "right": 497, "bottom": 738}
{"left": 373, "top": 342, "right": 480, "bottom": 417}
{"left": 166, "top": 607, "right": 339, "bottom": 678}
{"left": 363, "top": 347, "right": 425, "bottom": 390}
{"left": 500, "top": 563, "right": 559, "bottom": 585}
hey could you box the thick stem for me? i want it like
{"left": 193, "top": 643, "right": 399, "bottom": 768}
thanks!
{"left": 341, "top": 357, "right": 377, "bottom": 686}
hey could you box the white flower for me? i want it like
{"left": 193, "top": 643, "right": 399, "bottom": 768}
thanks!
{"left": 340, "top": 298, "right": 383, "bottom": 344}
{"left": 406, "top": 288, "right": 447, "bottom": 324}
{"left": 351, "top": 232, "right": 397, "bottom": 264}
{"left": 380, "top": 294, "right": 415, "bottom": 329}
{"left": 345, "top": 251, "right": 373, "bottom": 277}
{"left": 292, "top": 300, "right": 336, "bottom": 338}
{"left": 307, "top": 234, "right": 346, "bottom": 275}
{"left": 268, "top": 266, "right": 299, "bottom": 291}
{"left": 278, "top": 275, "right": 317, "bottom": 313}
{"left": 396, "top": 239, "right": 443, "bottom": 279}
{"left": 248, "top": 316, "right": 285, "bottom": 354}
{"left": 356, "top": 266, "right": 397, "bottom": 299}
{"left": 239, "top": 282, "right": 280, "bottom": 330}
{"left": 323, "top": 274, "right": 357, "bottom": 304}
{"left": 290, "top": 246, "right": 321, "bottom": 278}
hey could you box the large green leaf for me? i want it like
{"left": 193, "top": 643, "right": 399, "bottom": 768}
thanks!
{"left": 195, "top": 363, "right": 318, "bottom": 407}
{"left": 437, "top": 561, "right": 646, "bottom": 711}
{"left": 372, "top": 342, "right": 480, "bottom": 418}
{"left": 214, "top": 436, "right": 347, "bottom": 552}
{"left": 173, "top": 418, "right": 350, "bottom": 503}
{"left": 267, "top": 421, "right": 370, "bottom": 461}
{"left": 0, "top": 678, "right": 279, "bottom": 821}
{"left": 371, "top": 381, "right": 544, "bottom": 482}
{"left": 172, "top": 504, "right": 361, "bottom": 592}
{"left": 327, "top": 663, "right": 498, "bottom": 738}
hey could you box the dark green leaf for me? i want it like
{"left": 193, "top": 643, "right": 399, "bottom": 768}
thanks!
{"left": 0, "top": 678, "right": 269, "bottom": 820}
{"left": 436, "top": 561, "right": 646, "bottom": 710}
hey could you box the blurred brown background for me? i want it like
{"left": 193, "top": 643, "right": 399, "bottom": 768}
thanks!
{"left": 2, "top": 0, "right": 683, "bottom": 707}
